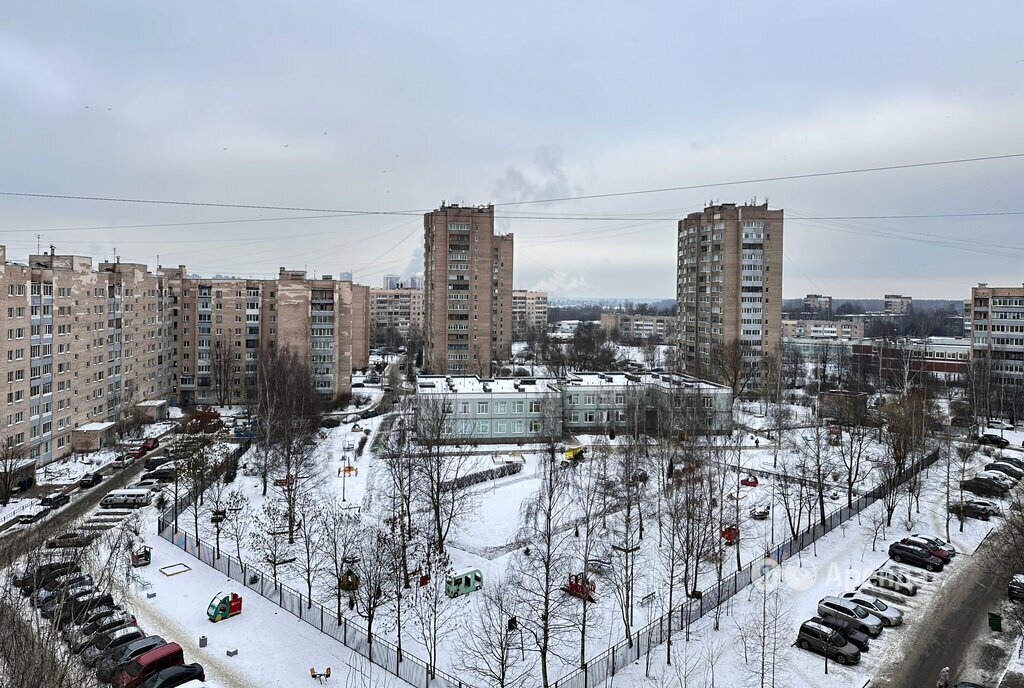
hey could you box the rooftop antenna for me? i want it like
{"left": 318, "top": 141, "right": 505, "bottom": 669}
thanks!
{"left": 36, "top": 234, "right": 41, "bottom": 254}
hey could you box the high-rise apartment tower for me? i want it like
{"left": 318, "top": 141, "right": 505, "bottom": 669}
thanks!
{"left": 423, "top": 204, "right": 513, "bottom": 375}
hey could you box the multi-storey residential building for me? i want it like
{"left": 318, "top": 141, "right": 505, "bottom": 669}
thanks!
{"left": 802, "top": 293, "right": 833, "bottom": 316}
{"left": 970, "top": 284, "right": 1024, "bottom": 387}
{"left": 0, "top": 248, "right": 174, "bottom": 466}
{"left": 852, "top": 336, "right": 971, "bottom": 384}
{"left": 676, "top": 203, "right": 783, "bottom": 387}
{"left": 423, "top": 204, "right": 513, "bottom": 375}
{"left": 165, "top": 267, "right": 365, "bottom": 406}
{"left": 884, "top": 294, "right": 913, "bottom": 316}
{"left": 350, "top": 283, "right": 370, "bottom": 370}
{"left": 408, "top": 275, "right": 424, "bottom": 290}
{"left": 369, "top": 287, "right": 424, "bottom": 347}
{"left": 414, "top": 371, "right": 732, "bottom": 442}
{"left": 512, "top": 290, "right": 549, "bottom": 340}
{"left": 599, "top": 312, "right": 676, "bottom": 341}
{"left": 781, "top": 319, "right": 865, "bottom": 339}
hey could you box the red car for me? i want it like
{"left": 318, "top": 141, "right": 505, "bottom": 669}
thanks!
{"left": 127, "top": 438, "right": 159, "bottom": 459}
{"left": 900, "top": 536, "right": 951, "bottom": 563}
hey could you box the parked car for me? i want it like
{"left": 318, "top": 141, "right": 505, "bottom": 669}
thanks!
{"left": 97, "top": 636, "right": 167, "bottom": 682}
{"left": 144, "top": 454, "right": 175, "bottom": 470}
{"left": 19, "top": 561, "right": 81, "bottom": 595}
{"left": 988, "top": 420, "right": 1014, "bottom": 430}
{"left": 909, "top": 533, "right": 957, "bottom": 558}
{"left": 796, "top": 620, "right": 861, "bottom": 664}
{"left": 900, "top": 536, "right": 952, "bottom": 563}
{"left": 979, "top": 433, "right": 1010, "bottom": 448}
{"left": 141, "top": 468, "right": 176, "bottom": 483}
{"left": 817, "top": 597, "right": 883, "bottom": 637}
{"left": 38, "top": 491, "right": 70, "bottom": 509}
{"left": 869, "top": 567, "right": 918, "bottom": 596}
{"left": 79, "top": 473, "right": 104, "bottom": 489}
{"left": 128, "top": 480, "right": 164, "bottom": 493}
{"left": 840, "top": 591, "right": 903, "bottom": 626}
{"left": 950, "top": 500, "right": 993, "bottom": 520}
{"left": 60, "top": 605, "right": 123, "bottom": 637}
{"left": 997, "top": 456, "right": 1024, "bottom": 472}
{"left": 10, "top": 558, "right": 77, "bottom": 589}
{"left": 960, "top": 478, "right": 1008, "bottom": 498}
{"left": 46, "top": 530, "right": 95, "bottom": 549}
{"left": 113, "top": 454, "right": 136, "bottom": 469}
{"left": 1010, "top": 574, "right": 1024, "bottom": 603}
{"left": 82, "top": 625, "right": 146, "bottom": 667}
{"left": 16, "top": 506, "right": 51, "bottom": 525}
{"left": 32, "top": 573, "right": 93, "bottom": 607}
{"left": 812, "top": 614, "right": 870, "bottom": 652}
{"left": 889, "top": 542, "right": 944, "bottom": 572}
{"left": 39, "top": 586, "right": 96, "bottom": 619}
{"left": 977, "top": 470, "right": 1016, "bottom": 489}
{"left": 986, "top": 462, "right": 1024, "bottom": 479}
{"left": 137, "top": 663, "right": 205, "bottom": 688}
{"left": 112, "top": 641, "right": 183, "bottom": 687}
{"left": 320, "top": 417, "right": 341, "bottom": 428}
{"left": 68, "top": 611, "right": 136, "bottom": 653}
{"left": 52, "top": 592, "right": 117, "bottom": 627}
{"left": 963, "top": 498, "right": 1002, "bottom": 516}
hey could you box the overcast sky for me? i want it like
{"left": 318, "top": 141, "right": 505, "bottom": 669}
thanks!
{"left": 1, "top": 2, "right": 1021, "bottom": 299}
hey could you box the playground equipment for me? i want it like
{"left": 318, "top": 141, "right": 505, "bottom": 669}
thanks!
{"left": 564, "top": 445, "right": 585, "bottom": 462}
{"left": 131, "top": 545, "right": 152, "bottom": 568}
{"left": 339, "top": 569, "right": 360, "bottom": 592}
{"left": 721, "top": 524, "right": 739, "bottom": 544}
{"left": 563, "top": 573, "right": 596, "bottom": 603}
{"left": 309, "top": 667, "right": 331, "bottom": 684}
{"left": 207, "top": 592, "right": 243, "bottom": 622}
{"left": 750, "top": 504, "right": 770, "bottom": 520}
{"left": 740, "top": 474, "right": 759, "bottom": 487}
{"left": 445, "top": 568, "right": 483, "bottom": 598}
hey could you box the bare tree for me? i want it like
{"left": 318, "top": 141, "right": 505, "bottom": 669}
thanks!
{"left": 249, "top": 500, "right": 292, "bottom": 585}
{"left": 412, "top": 393, "right": 476, "bottom": 554}
{"left": 457, "top": 576, "right": 535, "bottom": 688}
{"left": 410, "top": 554, "right": 456, "bottom": 679}
{"left": 351, "top": 526, "right": 395, "bottom": 661}
{"left": 210, "top": 334, "right": 236, "bottom": 407}
{"left": 319, "top": 501, "right": 360, "bottom": 620}
{"left": 513, "top": 453, "right": 573, "bottom": 688}
{"left": 0, "top": 439, "right": 28, "bottom": 507}
{"left": 789, "top": 417, "right": 836, "bottom": 529}
{"left": 738, "top": 580, "right": 791, "bottom": 688}
{"left": 222, "top": 488, "right": 251, "bottom": 560}
{"left": 294, "top": 494, "right": 326, "bottom": 609}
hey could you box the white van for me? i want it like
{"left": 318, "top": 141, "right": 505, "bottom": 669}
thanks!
{"left": 100, "top": 489, "right": 152, "bottom": 509}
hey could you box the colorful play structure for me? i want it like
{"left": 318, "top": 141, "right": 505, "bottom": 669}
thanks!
{"left": 131, "top": 545, "right": 152, "bottom": 568}
{"left": 445, "top": 568, "right": 483, "bottom": 598}
{"left": 740, "top": 474, "right": 759, "bottom": 487}
{"left": 310, "top": 667, "right": 332, "bottom": 684}
{"left": 207, "top": 592, "right": 243, "bottom": 622}
{"left": 563, "top": 572, "right": 597, "bottom": 602}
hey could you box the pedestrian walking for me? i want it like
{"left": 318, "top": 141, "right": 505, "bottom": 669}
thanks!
{"left": 936, "top": 666, "right": 950, "bottom": 688}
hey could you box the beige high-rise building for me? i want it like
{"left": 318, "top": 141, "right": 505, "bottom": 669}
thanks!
{"left": 369, "top": 288, "right": 424, "bottom": 347}
{"left": 423, "top": 204, "right": 513, "bottom": 375}
{"left": 970, "top": 283, "right": 1024, "bottom": 389}
{"left": 676, "top": 203, "right": 783, "bottom": 387}
{"left": 511, "top": 290, "right": 548, "bottom": 340}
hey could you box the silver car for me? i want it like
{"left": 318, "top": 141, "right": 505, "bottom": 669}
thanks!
{"left": 841, "top": 591, "right": 903, "bottom": 626}
{"left": 869, "top": 567, "right": 918, "bottom": 596}
{"left": 817, "top": 597, "right": 883, "bottom": 637}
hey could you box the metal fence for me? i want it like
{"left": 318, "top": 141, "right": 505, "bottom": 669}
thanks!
{"left": 550, "top": 447, "right": 940, "bottom": 688}
{"left": 156, "top": 440, "right": 468, "bottom": 688}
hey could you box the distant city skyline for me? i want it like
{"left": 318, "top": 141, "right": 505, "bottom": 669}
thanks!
{"left": 1, "top": 2, "right": 1021, "bottom": 299}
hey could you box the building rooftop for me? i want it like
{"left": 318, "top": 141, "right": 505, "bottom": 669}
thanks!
{"left": 416, "top": 376, "right": 559, "bottom": 397}
{"left": 136, "top": 400, "right": 168, "bottom": 407}
{"left": 76, "top": 421, "right": 115, "bottom": 432}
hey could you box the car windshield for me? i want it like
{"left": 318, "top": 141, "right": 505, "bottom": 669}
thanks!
{"left": 871, "top": 599, "right": 887, "bottom": 611}
{"left": 830, "top": 633, "right": 848, "bottom": 648}
{"left": 850, "top": 605, "right": 867, "bottom": 619}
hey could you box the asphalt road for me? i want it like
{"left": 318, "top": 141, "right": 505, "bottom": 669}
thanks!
{"left": 871, "top": 530, "right": 1015, "bottom": 687}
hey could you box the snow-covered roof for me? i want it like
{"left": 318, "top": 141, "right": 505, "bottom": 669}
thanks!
{"left": 76, "top": 421, "right": 115, "bottom": 432}
{"left": 562, "top": 371, "right": 728, "bottom": 393}
{"left": 136, "top": 400, "right": 168, "bottom": 407}
{"left": 416, "top": 375, "right": 559, "bottom": 397}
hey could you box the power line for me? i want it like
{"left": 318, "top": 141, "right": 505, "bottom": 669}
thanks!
{"left": 493, "top": 153, "right": 1024, "bottom": 206}
{"left": 0, "top": 152, "right": 1020, "bottom": 217}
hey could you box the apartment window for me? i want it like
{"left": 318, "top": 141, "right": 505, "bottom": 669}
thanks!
{"left": 585, "top": 412, "right": 596, "bottom": 422}
{"left": 477, "top": 421, "right": 490, "bottom": 434}
{"left": 512, "top": 401, "right": 524, "bottom": 413}
{"left": 495, "top": 421, "right": 507, "bottom": 434}
{"left": 583, "top": 394, "right": 595, "bottom": 405}
{"left": 528, "top": 400, "right": 541, "bottom": 413}
{"left": 614, "top": 393, "right": 625, "bottom": 405}
{"left": 512, "top": 420, "right": 524, "bottom": 434}
{"left": 477, "top": 402, "right": 489, "bottom": 414}
{"left": 529, "top": 420, "right": 541, "bottom": 433}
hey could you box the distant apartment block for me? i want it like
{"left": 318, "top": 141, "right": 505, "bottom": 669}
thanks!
{"left": 369, "top": 287, "right": 424, "bottom": 346}
{"left": 884, "top": 294, "right": 913, "bottom": 316}
{"left": 408, "top": 275, "right": 424, "bottom": 290}
{"left": 676, "top": 203, "right": 783, "bottom": 385}
{"left": 803, "top": 293, "right": 833, "bottom": 315}
{"left": 383, "top": 274, "right": 402, "bottom": 289}
{"left": 852, "top": 336, "right": 970, "bottom": 383}
{"left": 512, "top": 290, "right": 549, "bottom": 340}
{"left": 414, "top": 371, "right": 732, "bottom": 442}
{"left": 423, "top": 204, "right": 513, "bottom": 375}
{"left": 970, "top": 283, "right": 1024, "bottom": 387}
{"left": 781, "top": 319, "right": 865, "bottom": 339}
{"left": 600, "top": 312, "right": 676, "bottom": 341}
